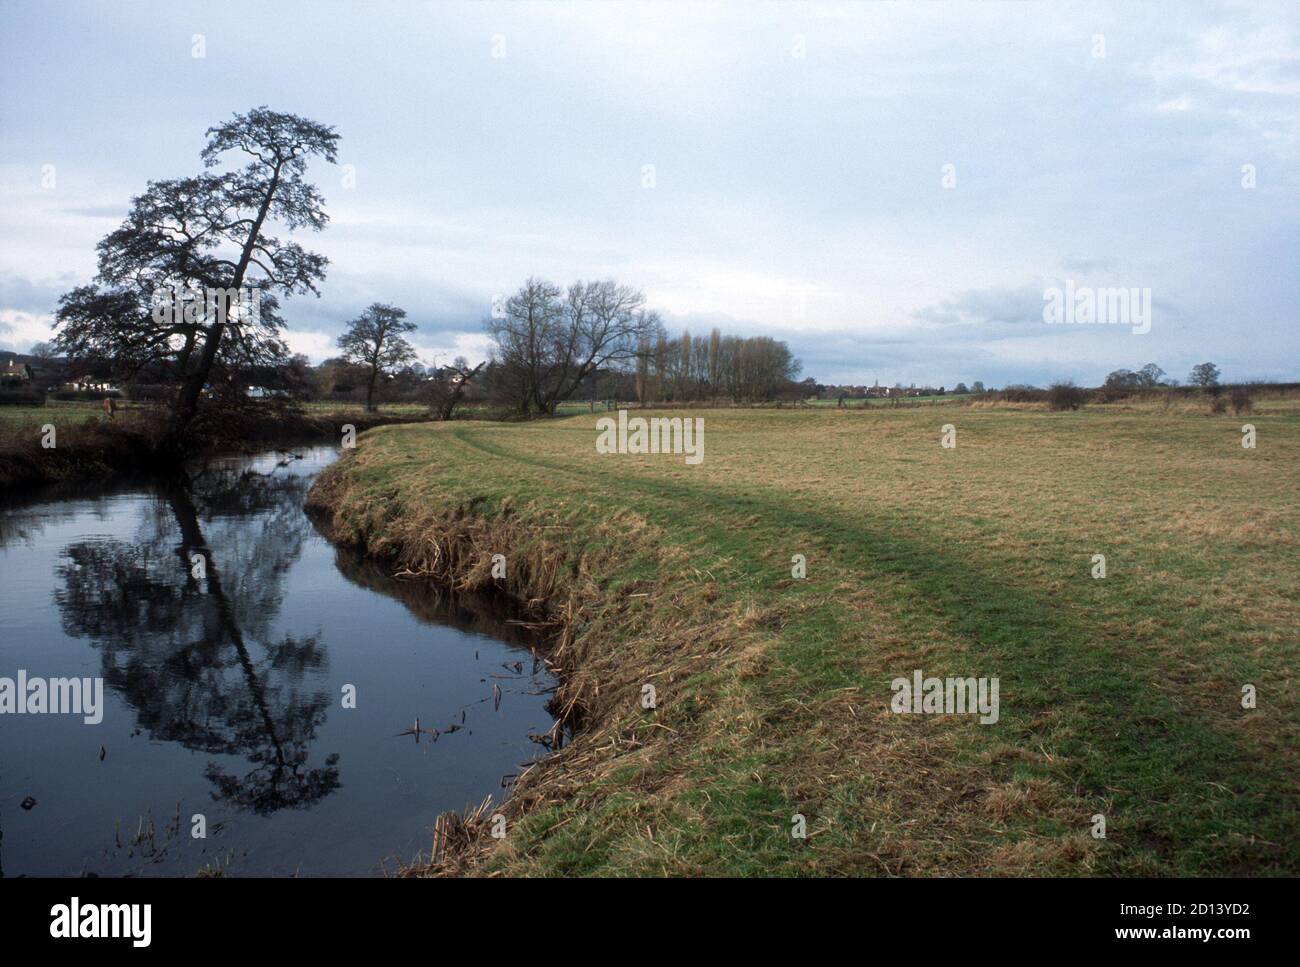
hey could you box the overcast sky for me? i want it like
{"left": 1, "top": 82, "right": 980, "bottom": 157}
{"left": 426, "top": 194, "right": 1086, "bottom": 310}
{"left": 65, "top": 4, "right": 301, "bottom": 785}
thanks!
{"left": 1, "top": 0, "right": 1296, "bottom": 387}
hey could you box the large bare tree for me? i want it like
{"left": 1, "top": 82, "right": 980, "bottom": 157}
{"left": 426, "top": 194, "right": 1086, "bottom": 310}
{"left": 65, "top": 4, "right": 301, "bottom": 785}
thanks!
{"left": 486, "top": 277, "right": 659, "bottom": 416}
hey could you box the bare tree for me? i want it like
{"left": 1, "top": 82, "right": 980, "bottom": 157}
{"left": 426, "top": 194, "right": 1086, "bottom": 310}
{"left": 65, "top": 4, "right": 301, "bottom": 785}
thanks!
{"left": 677, "top": 330, "right": 692, "bottom": 399}
{"left": 430, "top": 359, "right": 485, "bottom": 421}
{"left": 485, "top": 277, "right": 563, "bottom": 417}
{"left": 634, "top": 335, "right": 650, "bottom": 406}
{"left": 707, "top": 327, "right": 721, "bottom": 396}
{"left": 486, "top": 278, "right": 658, "bottom": 416}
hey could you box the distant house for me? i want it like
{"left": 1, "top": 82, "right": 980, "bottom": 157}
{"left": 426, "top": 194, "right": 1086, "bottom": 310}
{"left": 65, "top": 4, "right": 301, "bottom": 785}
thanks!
{"left": 1, "top": 361, "right": 33, "bottom": 386}
{"left": 59, "top": 375, "right": 119, "bottom": 394}
{"left": 245, "top": 385, "right": 289, "bottom": 399}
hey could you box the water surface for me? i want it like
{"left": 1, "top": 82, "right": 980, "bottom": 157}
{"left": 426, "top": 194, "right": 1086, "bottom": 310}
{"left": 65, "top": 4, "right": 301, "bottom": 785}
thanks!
{"left": 0, "top": 446, "right": 556, "bottom": 876}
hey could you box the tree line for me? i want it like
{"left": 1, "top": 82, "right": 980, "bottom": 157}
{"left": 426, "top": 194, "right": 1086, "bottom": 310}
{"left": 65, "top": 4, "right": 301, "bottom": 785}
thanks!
{"left": 482, "top": 276, "right": 802, "bottom": 415}
{"left": 1102, "top": 361, "right": 1222, "bottom": 389}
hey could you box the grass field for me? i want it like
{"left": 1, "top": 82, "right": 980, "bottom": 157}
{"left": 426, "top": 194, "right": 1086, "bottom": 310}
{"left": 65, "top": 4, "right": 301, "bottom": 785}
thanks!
{"left": 310, "top": 401, "right": 1300, "bottom": 875}
{"left": 0, "top": 399, "right": 142, "bottom": 426}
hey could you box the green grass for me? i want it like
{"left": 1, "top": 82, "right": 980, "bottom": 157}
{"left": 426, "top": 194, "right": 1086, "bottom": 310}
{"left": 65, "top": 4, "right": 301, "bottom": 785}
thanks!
{"left": 315, "top": 400, "right": 1300, "bottom": 876}
{"left": 0, "top": 400, "right": 124, "bottom": 426}
{"left": 0, "top": 399, "right": 434, "bottom": 428}
{"left": 299, "top": 400, "right": 431, "bottom": 416}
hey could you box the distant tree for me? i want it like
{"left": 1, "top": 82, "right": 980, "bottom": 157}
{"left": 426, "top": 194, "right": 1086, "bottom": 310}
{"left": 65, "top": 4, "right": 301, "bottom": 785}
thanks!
{"left": 240, "top": 351, "right": 316, "bottom": 399}
{"left": 338, "top": 303, "right": 418, "bottom": 411}
{"left": 315, "top": 357, "right": 368, "bottom": 397}
{"left": 485, "top": 277, "right": 659, "bottom": 417}
{"left": 1105, "top": 363, "right": 1167, "bottom": 390}
{"left": 429, "top": 358, "right": 485, "bottom": 421}
{"left": 651, "top": 331, "right": 670, "bottom": 402}
{"left": 707, "top": 327, "right": 721, "bottom": 395}
{"left": 953, "top": 382, "right": 969, "bottom": 395}
{"left": 708, "top": 333, "right": 800, "bottom": 401}
{"left": 1188, "top": 362, "right": 1221, "bottom": 387}
{"left": 677, "top": 330, "right": 692, "bottom": 399}
{"left": 971, "top": 380, "right": 985, "bottom": 394}
{"left": 280, "top": 353, "right": 316, "bottom": 398}
{"left": 485, "top": 277, "right": 562, "bottom": 415}
{"left": 634, "top": 335, "right": 650, "bottom": 405}
{"left": 29, "top": 341, "right": 55, "bottom": 359}
{"left": 1136, "top": 362, "right": 1167, "bottom": 387}
{"left": 54, "top": 107, "right": 338, "bottom": 442}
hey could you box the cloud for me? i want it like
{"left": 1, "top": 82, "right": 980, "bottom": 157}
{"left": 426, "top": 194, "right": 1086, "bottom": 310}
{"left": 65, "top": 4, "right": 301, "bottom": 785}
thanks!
{"left": 284, "top": 321, "right": 494, "bottom": 367}
{"left": 63, "top": 204, "right": 127, "bottom": 219}
{"left": 282, "top": 328, "right": 338, "bottom": 363}
{"left": 0, "top": 270, "right": 70, "bottom": 315}
{"left": 913, "top": 285, "right": 1049, "bottom": 329}
{"left": 1061, "top": 257, "right": 1120, "bottom": 274}
{"left": 0, "top": 308, "right": 56, "bottom": 354}
{"left": 1147, "top": 20, "right": 1300, "bottom": 97}
{"left": 1141, "top": 8, "right": 1300, "bottom": 149}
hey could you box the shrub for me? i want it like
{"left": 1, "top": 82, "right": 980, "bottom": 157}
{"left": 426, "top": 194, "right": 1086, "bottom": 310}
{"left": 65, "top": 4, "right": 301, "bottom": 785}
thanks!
{"left": 1047, "top": 381, "right": 1088, "bottom": 411}
{"left": 1229, "top": 386, "right": 1254, "bottom": 415}
{"left": 997, "top": 385, "right": 1045, "bottom": 404}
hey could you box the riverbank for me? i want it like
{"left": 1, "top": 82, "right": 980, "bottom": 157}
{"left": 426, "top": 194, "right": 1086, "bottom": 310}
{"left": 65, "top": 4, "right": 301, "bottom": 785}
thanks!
{"left": 0, "top": 404, "right": 430, "bottom": 492}
{"left": 306, "top": 406, "right": 1300, "bottom": 876}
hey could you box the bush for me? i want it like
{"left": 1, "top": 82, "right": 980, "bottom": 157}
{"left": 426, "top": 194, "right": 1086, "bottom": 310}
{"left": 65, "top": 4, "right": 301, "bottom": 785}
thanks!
{"left": 1229, "top": 386, "right": 1253, "bottom": 415}
{"left": 1210, "top": 397, "right": 1228, "bottom": 414}
{"left": 1047, "top": 381, "right": 1088, "bottom": 411}
{"left": 997, "top": 385, "right": 1045, "bottom": 404}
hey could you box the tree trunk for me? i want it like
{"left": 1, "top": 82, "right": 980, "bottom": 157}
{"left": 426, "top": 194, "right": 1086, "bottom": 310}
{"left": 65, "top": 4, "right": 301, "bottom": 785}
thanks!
{"left": 168, "top": 160, "right": 284, "bottom": 443}
{"left": 436, "top": 362, "right": 483, "bottom": 421}
{"left": 174, "top": 320, "right": 224, "bottom": 428}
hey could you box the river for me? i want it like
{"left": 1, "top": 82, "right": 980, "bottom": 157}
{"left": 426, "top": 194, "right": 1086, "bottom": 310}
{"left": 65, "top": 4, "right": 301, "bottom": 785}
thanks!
{"left": 0, "top": 446, "right": 556, "bottom": 876}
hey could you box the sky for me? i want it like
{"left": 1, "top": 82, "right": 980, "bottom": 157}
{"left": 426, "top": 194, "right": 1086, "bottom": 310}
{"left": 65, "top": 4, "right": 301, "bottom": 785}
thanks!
{"left": 1, "top": 0, "right": 1296, "bottom": 387}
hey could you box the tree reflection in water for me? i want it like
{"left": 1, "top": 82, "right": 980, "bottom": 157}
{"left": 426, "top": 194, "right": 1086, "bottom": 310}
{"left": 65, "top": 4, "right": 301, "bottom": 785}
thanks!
{"left": 53, "top": 461, "right": 341, "bottom": 816}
